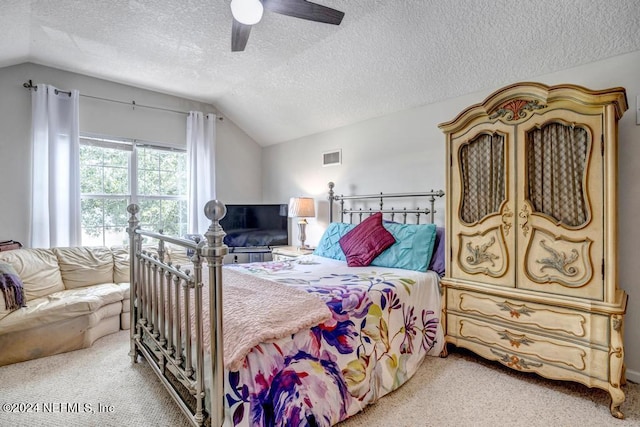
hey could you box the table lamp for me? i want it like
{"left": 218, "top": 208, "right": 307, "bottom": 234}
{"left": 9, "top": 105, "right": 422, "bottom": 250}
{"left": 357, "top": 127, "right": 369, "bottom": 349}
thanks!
{"left": 288, "top": 197, "right": 316, "bottom": 249}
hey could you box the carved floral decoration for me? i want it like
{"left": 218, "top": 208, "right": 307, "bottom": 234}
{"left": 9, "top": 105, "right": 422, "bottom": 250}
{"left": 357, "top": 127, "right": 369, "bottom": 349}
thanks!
{"left": 501, "top": 205, "right": 513, "bottom": 236}
{"left": 519, "top": 204, "right": 530, "bottom": 236}
{"left": 497, "top": 301, "right": 533, "bottom": 319}
{"left": 466, "top": 237, "right": 499, "bottom": 266}
{"left": 489, "top": 99, "right": 546, "bottom": 121}
{"left": 536, "top": 240, "right": 579, "bottom": 277}
{"left": 498, "top": 331, "right": 534, "bottom": 349}
{"left": 491, "top": 349, "right": 543, "bottom": 370}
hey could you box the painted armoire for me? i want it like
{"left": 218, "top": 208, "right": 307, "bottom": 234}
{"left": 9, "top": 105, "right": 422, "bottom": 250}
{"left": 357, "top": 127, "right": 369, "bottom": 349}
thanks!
{"left": 439, "top": 82, "right": 628, "bottom": 418}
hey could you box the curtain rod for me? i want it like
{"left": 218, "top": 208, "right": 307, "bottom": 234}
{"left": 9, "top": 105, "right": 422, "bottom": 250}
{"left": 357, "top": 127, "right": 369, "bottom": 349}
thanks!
{"left": 22, "top": 80, "right": 221, "bottom": 119}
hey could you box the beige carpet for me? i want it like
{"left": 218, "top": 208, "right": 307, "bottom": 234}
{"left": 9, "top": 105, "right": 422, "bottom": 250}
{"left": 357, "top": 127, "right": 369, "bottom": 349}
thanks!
{"left": 0, "top": 330, "right": 638, "bottom": 427}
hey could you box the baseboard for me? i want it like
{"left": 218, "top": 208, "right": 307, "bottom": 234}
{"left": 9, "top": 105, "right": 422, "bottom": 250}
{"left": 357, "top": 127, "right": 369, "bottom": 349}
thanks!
{"left": 626, "top": 368, "right": 640, "bottom": 384}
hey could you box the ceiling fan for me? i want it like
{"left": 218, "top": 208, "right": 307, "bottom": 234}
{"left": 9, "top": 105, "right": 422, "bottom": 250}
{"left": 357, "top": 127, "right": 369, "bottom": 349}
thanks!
{"left": 230, "top": 0, "right": 345, "bottom": 52}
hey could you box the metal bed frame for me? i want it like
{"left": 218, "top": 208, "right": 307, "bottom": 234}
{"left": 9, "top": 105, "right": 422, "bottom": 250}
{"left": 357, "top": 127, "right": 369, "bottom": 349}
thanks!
{"left": 328, "top": 181, "right": 445, "bottom": 224}
{"left": 126, "top": 183, "right": 445, "bottom": 427}
{"left": 127, "top": 200, "right": 227, "bottom": 427}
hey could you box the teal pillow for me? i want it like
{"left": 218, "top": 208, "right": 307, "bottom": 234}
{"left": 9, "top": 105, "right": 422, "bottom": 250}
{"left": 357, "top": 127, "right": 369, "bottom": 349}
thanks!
{"left": 313, "top": 222, "right": 356, "bottom": 261}
{"left": 371, "top": 223, "right": 437, "bottom": 272}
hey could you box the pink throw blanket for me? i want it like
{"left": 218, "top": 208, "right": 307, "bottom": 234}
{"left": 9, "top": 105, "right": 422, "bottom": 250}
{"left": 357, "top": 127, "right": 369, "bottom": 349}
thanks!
{"left": 190, "top": 268, "right": 331, "bottom": 372}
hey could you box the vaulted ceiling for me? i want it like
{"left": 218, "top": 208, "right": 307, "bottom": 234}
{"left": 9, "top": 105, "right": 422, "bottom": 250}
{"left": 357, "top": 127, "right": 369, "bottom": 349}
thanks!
{"left": 2, "top": 1, "right": 639, "bottom": 146}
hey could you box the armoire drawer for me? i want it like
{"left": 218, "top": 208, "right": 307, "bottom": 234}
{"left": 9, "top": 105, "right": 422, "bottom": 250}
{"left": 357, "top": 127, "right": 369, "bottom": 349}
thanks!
{"left": 447, "top": 314, "right": 609, "bottom": 381}
{"left": 446, "top": 289, "right": 609, "bottom": 347}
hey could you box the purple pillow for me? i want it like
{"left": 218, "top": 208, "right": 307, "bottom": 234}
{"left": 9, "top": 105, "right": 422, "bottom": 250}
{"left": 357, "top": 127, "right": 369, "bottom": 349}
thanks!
{"left": 339, "top": 213, "right": 396, "bottom": 267}
{"left": 0, "top": 262, "right": 25, "bottom": 312}
{"left": 428, "top": 227, "right": 446, "bottom": 276}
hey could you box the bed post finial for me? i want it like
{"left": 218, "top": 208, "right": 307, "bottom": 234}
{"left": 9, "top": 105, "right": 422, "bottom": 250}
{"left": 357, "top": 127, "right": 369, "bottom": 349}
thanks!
{"left": 202, "top": 199, "right": 227, "bottom": 427}
{"left": 204, "top": 199, "right": 227, "bottom": 224}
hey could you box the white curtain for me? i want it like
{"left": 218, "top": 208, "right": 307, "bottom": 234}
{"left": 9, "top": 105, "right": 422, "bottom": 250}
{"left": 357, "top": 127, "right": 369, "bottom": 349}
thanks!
{"left": 30, "top": 84, "right": 81, "bottom": 248}
{"left": 186, "top": 111, "right": 217, "bottom": 235}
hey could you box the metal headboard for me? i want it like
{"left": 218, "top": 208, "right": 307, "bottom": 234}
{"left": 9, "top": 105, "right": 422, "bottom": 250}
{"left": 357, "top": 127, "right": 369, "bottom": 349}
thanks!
{"left": 328, "top": 182, "right": 445, "bottom": 224}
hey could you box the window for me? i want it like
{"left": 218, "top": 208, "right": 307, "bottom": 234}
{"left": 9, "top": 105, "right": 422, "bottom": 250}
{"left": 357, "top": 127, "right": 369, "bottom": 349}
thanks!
{"left": 79, "top": 136, "right": 187, "bottom": 247}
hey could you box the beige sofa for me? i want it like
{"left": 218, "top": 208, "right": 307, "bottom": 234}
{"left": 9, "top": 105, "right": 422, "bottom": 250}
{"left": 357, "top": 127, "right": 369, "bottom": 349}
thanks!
{"left": 0, "top": 246, "right": 134, "bottom": 366}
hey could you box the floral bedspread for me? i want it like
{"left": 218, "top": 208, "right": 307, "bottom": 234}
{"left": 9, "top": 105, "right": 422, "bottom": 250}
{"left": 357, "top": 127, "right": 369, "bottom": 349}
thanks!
{"left": 221, "top": 255, "right": 444, "bottom": 427}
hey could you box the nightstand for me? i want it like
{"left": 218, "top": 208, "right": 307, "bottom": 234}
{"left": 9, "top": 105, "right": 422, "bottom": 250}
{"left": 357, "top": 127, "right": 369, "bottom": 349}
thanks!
{"left": 271, "top": 246, "right": 314, "bottom": 261}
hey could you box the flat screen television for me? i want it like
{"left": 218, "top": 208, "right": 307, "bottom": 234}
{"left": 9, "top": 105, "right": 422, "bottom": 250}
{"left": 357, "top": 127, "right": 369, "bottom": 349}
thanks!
{"left": 219, "top": 204, "right": 288, "bottom": 249}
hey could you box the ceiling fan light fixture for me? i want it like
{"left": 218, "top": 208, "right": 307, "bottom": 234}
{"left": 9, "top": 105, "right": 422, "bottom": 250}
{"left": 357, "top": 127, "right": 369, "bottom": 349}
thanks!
{"left": 230, "top": 0, "right": 264, "bottom": 25}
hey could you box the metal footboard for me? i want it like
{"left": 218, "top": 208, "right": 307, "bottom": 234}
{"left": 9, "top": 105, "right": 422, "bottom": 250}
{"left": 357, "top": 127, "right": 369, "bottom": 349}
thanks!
{"left": 126, "top": 200, "right": 228, "bottom": 427}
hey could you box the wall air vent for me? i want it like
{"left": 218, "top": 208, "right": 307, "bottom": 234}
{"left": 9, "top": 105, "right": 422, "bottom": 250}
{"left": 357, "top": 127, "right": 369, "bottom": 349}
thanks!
{"left": 322, "top": 149, "right": 342, "bottom": 167}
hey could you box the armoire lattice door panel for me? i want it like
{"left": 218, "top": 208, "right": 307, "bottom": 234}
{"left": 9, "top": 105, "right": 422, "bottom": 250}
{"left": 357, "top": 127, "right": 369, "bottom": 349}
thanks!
{"left": 439, "top": 82, "right": 628, "bottom": 419}
{"left": 516, "top": 109, "right": 604, "bottom": 300}
{"left": 449, "top": 121, "right": 515, "bottom": 288}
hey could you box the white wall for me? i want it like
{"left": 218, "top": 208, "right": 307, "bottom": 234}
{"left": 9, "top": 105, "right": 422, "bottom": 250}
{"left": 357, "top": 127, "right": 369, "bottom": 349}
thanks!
{"left": 263, "top": 50, "right": 640, "bottom": 383}
{"left": 0, "top": 62, "right": 262, "bottom": 245}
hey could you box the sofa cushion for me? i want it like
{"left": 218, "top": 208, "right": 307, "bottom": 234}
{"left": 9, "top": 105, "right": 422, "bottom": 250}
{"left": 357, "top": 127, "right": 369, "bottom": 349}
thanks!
{"left": 111, "top": 246, "right": 130, "bottom": 284}
{"left": 47, "top": 283, "right": 125, "bottom": 308}
{"left": 112, "top": 245, "right": 165, "bottom": 284}
{"left": 116, "top": 282, "right": 130, "bottom": 300}
{"left": 0, "top": 249, "right": 65, "bottom": 302}
{"left": 54, "top": 247, "right": 114, "bottom": 290}
{"left": 0, "top": 283, "right": 124, "bottom": 334}
{"left": 0, "top": 300, "right": 13, "bottom": 323}
{"left": 166, "top": 242, "right": 192, "bottom": 266}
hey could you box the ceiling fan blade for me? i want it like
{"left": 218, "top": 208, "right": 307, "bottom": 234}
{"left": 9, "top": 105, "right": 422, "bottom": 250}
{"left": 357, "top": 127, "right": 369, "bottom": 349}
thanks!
{"left": 262, "top": 0, "right": 344, "bottom": 25}
{"left": 232, "top": 19, "right": 252, "bottom": 52}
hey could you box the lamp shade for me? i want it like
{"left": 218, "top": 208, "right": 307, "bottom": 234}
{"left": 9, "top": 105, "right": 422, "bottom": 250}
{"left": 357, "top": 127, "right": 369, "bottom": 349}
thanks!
{"left": 288, "top": 197, "right": 316, "bottom": 218}
{"left": 230, "top": 0, "right": 264, "bottom": 25}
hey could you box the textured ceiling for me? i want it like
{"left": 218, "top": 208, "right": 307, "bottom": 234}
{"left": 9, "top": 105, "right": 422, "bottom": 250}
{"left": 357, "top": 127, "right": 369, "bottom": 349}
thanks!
{"left": 1, "top": 0, "right": 640, "bottom": 146}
